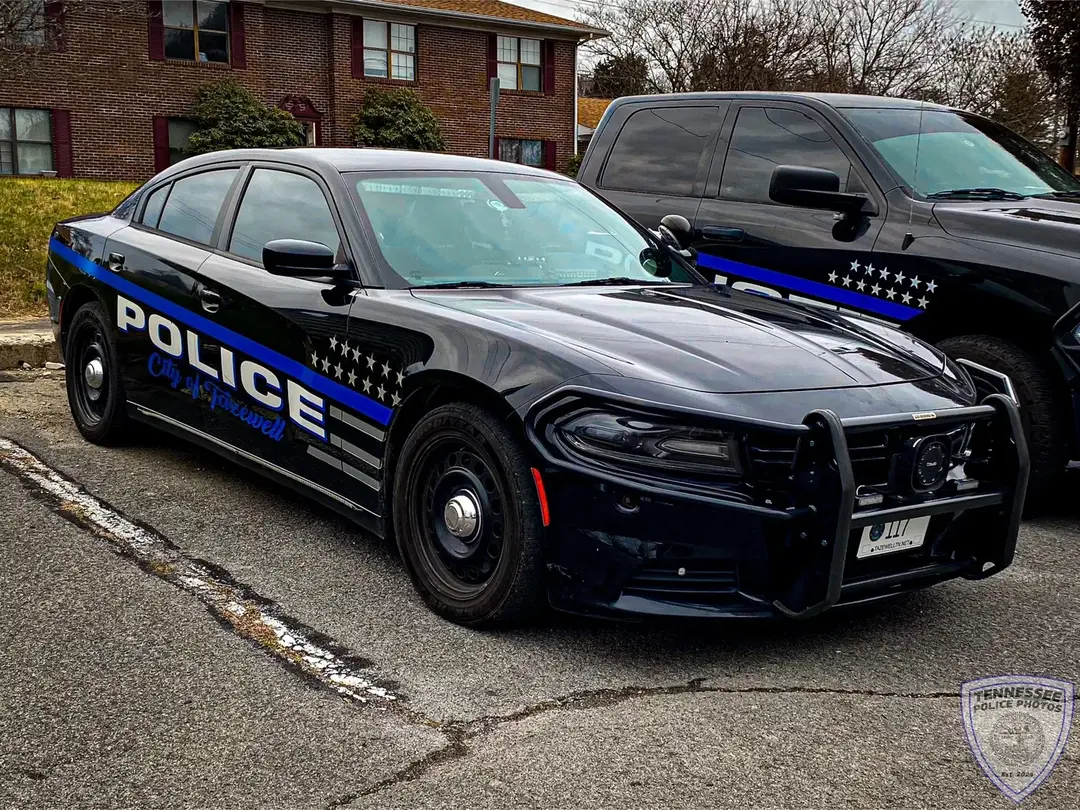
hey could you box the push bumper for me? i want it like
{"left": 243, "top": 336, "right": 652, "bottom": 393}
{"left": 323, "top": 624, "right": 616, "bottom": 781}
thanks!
{"left": 527, "top": 391, "right": 1028, "bottom": 620}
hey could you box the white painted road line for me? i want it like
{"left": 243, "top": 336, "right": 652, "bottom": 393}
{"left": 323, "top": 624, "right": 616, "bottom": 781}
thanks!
{"left": 0, "top": 437, "right": 399, "bottom": 707}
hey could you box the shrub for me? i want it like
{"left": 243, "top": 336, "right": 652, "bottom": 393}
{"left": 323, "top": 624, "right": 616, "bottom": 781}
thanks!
{"left": 186, "top": 80, "right": 305, "bottom": 156}
{"left": 350, "top": 88, "right": 447, "bottom": 151}
{"left": 565, "top": 152, "right": 583, "bottom": 179}
{"left": 0, "top": 178, "right": 138, "bottom": 317}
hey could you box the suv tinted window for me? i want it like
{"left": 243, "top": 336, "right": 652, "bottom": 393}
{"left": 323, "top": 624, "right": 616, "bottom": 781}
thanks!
{"left": 156, "top": 169, "right": 237, "bottom": 244}
{"left": 601, "top": 106, "right": 717, "bottom": 196}
{"left": 229, "top": 169, "right": 341, "bottom": 263}
{"left": 720, "top": 107, "right": 861, "bottom": 203}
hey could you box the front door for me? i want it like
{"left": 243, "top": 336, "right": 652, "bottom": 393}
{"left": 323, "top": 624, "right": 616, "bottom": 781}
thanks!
{"left": 694, "top": 104, "right": 903, "bottom": 322}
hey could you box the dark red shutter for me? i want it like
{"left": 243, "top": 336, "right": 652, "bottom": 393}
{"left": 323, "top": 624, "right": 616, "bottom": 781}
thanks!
{"left": 351, "top": 17, "right": 364, "bottom": 78}
{"left": 412, "top": 25, "right": 419, "bottom": 82}
{"left": 229, "top": 2, "right": 247, "bottom": 68}
{"left": 543, "top": 40, "right": 556, "bottom": 95}
{"left": 487, "top": 33, "right": 497, "bottom": 84}
{"left": 152, "top": 116, "right": 170, "bottom": 173}
{"left": 147, "top": 0, "right": 164, "bottom": 61}
{"left": 544, "top": 139, "right": 557, "bottom": 171}
{"left": 44, "top": 1, "right": 65, "bottom": 52}
{"left": 51, "top": 109, "right": 73, "bottom": 177}
{"left": 493, "top": 136, "right": 501, "bottom": 161}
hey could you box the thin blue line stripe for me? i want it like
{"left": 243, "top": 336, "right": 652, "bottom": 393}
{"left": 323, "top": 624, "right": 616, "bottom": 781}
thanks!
{"left": 52, "top": 238, "right": 393, "bottom": 426}
{"left": 696, "top": 253, "right": 922, "bottom": 322}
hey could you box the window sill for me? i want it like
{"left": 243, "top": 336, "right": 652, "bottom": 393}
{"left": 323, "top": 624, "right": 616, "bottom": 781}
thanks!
{"left": 355, "top": 74, "right": 416, "bottom": 86}
{"left": 162, "top": 58, "right": 232, "bottom": 69}
{"left": 496, "top": 89, "right": 547, "bottom": 98}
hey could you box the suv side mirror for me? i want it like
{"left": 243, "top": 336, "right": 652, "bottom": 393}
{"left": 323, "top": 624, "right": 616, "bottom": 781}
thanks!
{"left": 658, "top": 214, "right": 694, "bottom": 250}
{"left": 769, "top": 165, "right": 873, "bottom": 215}
{"left": 263, "top": 239, "right": 348, "bottom": 279}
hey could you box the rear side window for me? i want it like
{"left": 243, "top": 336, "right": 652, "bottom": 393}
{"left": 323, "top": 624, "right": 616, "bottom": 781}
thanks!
{"left": 140, "top": 184, "right": 169, "bottom": 229}
{"left": 601, "top": 106, "right": 718, "bottom": 196}
{"left": 228, "top": 169, "right": 341, "bottom": 263}
{"left": 156, "top": 168, "right": 238, "bottom": 245}
{"left": 720, "top": 107, "right": 860, "bottom": 203}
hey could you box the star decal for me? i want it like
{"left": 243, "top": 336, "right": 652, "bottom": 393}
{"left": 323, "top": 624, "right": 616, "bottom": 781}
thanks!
{"left": 885, "top": 289, "right": 896, "bottom": 300}
{"left": 901, "top": 292, "right": 912, "bottom": 305}
{"left": 321, "top": 358, "right": 331, "bottom": 372}
{"left": 879, "top": 266, "right": 889, "bottom": 279}
{"left": 366, "top": 354, "right": 377, "bottom": 370}
{"left": 856, "top": 280, "right": 865, "bottom": 291}
{"left": 347, "top": 370, "right": 357, "bottom": 386}
{"left": 917, "top": 296, "right": 929, "bottom": 308}
{"left": 828, "top": 271, "right": 838, "bottom": 283}
{"left": 395, "top": 370, "right": 404, "bottom": 386}
{"left": 377, "top": 384, "right": 386, "bottom": 400}
{"left": 894, "top": 270, "right": 906, "bottom": 285}
{"left": 910, "top": 276, "right": 921, "bottom": 289}
{"left": 871, "top": 283, "right": 881, "bottom": 296}
{"left": 926, "top": 280, "right": 938, "bottom": 293}
{"left": 333, "top": 363, "right": 343, "bottom": 379}
{"left": 310, "top": 351, "right": 319, "bottom": 366}
{"left": 391, "top": 392, "right": 401, "bottom": 406}
{"left": 841, "top": 276, "right": 851, "bottom": 287}
{"left": 381, "top": 361, "right": 392, "bottom": 378}
{"left": 351, "top": 347, "right": 361, "bottom": 362}
{"left": 329, "top": 335, "right": 338, "bottom": 352}
{"left": 850, "top": 260, "right": 860, "bottom": 273}
{"left": 342, "top": 339, "right": 351, "bottom": 355}
{"left": 362, "top": 378, "right": 372, "bottom": 393}
{"left": 865, "top": 263, "right": 875, "bottom": 276}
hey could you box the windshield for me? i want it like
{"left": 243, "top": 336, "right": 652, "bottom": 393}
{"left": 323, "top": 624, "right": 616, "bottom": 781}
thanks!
{"left": 348, "top": 172, "right": 696, "bottom": 287}
{"left": 841, "top": 108, "right": 1080, "bottom": 198}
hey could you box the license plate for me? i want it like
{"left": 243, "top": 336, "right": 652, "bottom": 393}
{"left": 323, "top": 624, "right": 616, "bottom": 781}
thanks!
{"left": 856, "top": 516, "right": 930, "bottom": 559}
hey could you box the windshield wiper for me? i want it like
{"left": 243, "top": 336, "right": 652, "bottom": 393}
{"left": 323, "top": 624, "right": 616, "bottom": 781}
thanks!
{"left": 925, "top": 188, "right": 1028, "bottom": 201}
{"left": 414, "top": 280, "right": 511, "bottom": 289}
{"left": 1035, "top": 190, "right": 1080, "bottom": 199}
{"left": 560, "top": 277, "right": 672, "bottom": 287}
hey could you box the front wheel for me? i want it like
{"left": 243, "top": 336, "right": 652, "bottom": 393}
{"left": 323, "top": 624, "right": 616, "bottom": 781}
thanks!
{"left": 64, "top": 301, "right": 130, "bottom": 445}
{"left": 391, "top": 403, "right": 546, "bottom": 626}
{"left": 938, "top": 335, "right": 1068, "bottom": 503}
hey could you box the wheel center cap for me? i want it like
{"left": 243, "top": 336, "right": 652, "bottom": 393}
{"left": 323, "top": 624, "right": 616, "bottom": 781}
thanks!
{"left": 444, "top": 492, "right": 480, "bottom": 540}
{"left": 84, "top": 358, "right": 104, "bottom": 390}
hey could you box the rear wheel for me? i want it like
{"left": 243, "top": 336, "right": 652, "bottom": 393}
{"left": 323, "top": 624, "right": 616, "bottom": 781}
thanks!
{"left": 391, "top": 403, "right": 546, "bottom": 626}
{"left": 65, "top": 301, "right": 130, "bottom": 445}
{"left": 938, "top": 335, "right": 1068, "bottom": 502}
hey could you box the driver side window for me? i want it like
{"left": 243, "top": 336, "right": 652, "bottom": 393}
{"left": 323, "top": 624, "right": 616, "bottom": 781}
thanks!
{"left": 228, "top": 169, "right": 341, "bottom": 264}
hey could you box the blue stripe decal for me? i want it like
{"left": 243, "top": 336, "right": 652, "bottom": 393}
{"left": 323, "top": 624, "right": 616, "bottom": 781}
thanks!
{"left": 52, "top": 238, "right": 393, "bottom": 426}
{"left": 696, "top": 253, "right": 922, "bottom": 322}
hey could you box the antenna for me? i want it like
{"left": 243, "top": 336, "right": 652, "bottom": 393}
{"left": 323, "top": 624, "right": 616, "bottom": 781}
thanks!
{"left": 905, "top": 99, "right": 927, "bottom": 250}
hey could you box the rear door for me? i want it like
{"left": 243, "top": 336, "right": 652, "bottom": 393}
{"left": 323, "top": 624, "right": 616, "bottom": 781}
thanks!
{"left": 192, "top": 163, "right": 385, "bottom": 525}
{"left": 695, "top": 103, "right": 901, "bottom": 320}
{"left": 104, "top": 165, "right": 242, "bottom": 434}
{"left": 583, "top": 101, "right": 727, "bottom": 229}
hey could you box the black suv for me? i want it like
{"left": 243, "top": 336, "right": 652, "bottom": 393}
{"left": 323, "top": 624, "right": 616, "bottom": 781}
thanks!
{"left": 578, "top": 92, "right": 1080, "bottom": 499}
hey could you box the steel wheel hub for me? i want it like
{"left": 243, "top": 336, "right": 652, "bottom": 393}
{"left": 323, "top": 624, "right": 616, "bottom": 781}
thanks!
{"left": 84, "top": 357, "right": 105, "bottom": 392}
{"left": 444, "top": 492, "right": 481, "bottom": 540}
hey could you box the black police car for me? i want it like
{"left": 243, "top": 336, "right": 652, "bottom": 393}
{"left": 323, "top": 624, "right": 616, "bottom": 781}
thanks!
{"left": 47, "top": 148, "right": 1027, "bottom": 625}
{"left": 578, "top": 92, "right": 1080, "bottom": 500}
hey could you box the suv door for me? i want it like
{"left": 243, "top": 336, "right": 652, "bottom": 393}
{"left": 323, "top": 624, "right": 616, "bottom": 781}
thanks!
{"left": 105, "top": 165, "right": 242, "bottom": 434}
{"left": 193, "top": 164, "right": 383, "bottom": 523}
{"left": 583, "top": 101, "right": 727, "bottom": 229}
{"left": 696, "top": 104, "right": 899, "bottom": 319}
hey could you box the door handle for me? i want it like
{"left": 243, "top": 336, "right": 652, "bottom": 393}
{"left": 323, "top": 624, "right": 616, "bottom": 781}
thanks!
{"left": 105, "top": 252, "right": 125, "bottom": 272}
{"left": 197, "top": 287, "right": 222, "bottom": 314}
{"left": 700, "top": 226, "right": 745, "bottom": 242}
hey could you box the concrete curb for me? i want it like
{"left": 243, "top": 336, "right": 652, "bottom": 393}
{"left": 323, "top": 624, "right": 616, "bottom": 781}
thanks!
{"left": 0, "top": 320, "right": 61, "bottom": 370}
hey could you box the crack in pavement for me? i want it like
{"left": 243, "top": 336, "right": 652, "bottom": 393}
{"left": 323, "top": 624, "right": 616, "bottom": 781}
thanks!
{"left": 0, "top": 437, "right": 402, "bottom": 709}
{"left": 325, "top": 681, "right": 959, "bottom": 807}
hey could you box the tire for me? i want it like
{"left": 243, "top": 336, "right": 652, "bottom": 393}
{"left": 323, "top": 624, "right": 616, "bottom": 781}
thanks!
{"left": 64, "top": 300, "right": 130, "bottom": 445}
{"left": 938, "top": 335, "right": 1068, "bottom": 502}
{"left": 391, "top": 402, "right": 546, "bottom": 626}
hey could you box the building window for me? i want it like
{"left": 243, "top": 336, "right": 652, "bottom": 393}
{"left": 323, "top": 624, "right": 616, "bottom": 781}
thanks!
{"left": 168, "top": 118, "right": 197, "bottom": 165}
{"left": 363, "top": 20, "right": 415, "bottom": 81}
{"left": 0, "top": 108, "right": 53, "bottom": 175}
{"left": 163, "top": 0, "right": 229, "bottom": 63}
{"left": 497, "top": 36, "right": 541, "bottom": 91}
{"left": 499, "top": 138, "right": 543, "bottom": 167}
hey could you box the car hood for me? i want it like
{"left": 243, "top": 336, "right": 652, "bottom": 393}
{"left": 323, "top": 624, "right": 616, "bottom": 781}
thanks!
{"left": 933, "top": 196, "right": 1080, "bottom": 258}
{"left": 413, "top": 285, "right": 947, "bottom": 394}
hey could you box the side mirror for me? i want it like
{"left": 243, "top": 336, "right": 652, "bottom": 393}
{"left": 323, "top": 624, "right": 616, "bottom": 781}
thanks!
{"left": 263, "top": 239, "right": 346, "bottom": 278}
{"left": 769, "top": 165, "right": 873, "bottom": 215}
{"left": 658, "top": 213, "right": 694, "bottom": 250}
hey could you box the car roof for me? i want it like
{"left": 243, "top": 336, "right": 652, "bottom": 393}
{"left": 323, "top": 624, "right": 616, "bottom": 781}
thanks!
{"left": 608, "top": 91, "right": 954, "bottom": 112}
{"left": 164, "top": 148, "right": 567, "bottom": 179}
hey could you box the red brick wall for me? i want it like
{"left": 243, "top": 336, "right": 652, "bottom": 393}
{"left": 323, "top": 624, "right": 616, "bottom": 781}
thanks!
{"left": 0, "top": 1, "right": 577, "bottom": 181}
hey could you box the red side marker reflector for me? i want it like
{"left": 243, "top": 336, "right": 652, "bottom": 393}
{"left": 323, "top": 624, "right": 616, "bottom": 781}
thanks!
{"left": 530, "top": 467, "right": 551, "bottom": 527}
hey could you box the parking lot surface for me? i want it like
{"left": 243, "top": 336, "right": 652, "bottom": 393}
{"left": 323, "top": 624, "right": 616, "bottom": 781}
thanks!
{"left": 1, "top": 372, "right": 1077, "bottom": 809}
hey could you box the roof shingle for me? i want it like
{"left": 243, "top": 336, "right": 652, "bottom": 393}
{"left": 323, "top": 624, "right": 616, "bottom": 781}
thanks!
{"left": 578, "top": 97, "right": 613, "bottom": 129}
{"left": 347, "top": 0, "right": 607, "bottom": 35}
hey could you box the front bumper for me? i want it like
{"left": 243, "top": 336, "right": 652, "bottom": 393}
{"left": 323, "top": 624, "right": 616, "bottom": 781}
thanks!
{"left": 527, "top": 391, "right": 1028, "bottom": 620}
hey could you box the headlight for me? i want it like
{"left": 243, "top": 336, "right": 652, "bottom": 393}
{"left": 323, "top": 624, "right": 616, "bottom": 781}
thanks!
{"left": 1072, "top": 324, "right": 1080, "bottom": 344}
{"left": 557, "top": 411, "right": 742, "bottom": 476}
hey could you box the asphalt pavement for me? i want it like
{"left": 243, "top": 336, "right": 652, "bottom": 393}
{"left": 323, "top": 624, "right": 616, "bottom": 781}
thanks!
{"left": 1, "top": 371, "right": 1077, "bottom": 809}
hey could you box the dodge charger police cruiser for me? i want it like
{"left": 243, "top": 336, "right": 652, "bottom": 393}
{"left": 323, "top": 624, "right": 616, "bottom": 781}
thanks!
{"left": 47, "top": 149, "right": 1027, "bottom": 625}
{"left": 578, "top": 92, "right": 1080, "bottom": 501}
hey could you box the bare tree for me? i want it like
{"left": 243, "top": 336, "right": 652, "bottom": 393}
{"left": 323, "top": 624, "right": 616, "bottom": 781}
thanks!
{"left": 1, "top": 0, "right": 54, "bottom": 77}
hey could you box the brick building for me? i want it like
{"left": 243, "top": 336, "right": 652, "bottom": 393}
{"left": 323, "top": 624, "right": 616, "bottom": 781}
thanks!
{"left": 1, "top": 0, "right": 605, "bottom": 180}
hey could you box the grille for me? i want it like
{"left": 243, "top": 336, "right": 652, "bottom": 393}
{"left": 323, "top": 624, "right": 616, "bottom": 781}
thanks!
{"left": 622, "top": 561, "right": 738, "bottom": 604}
